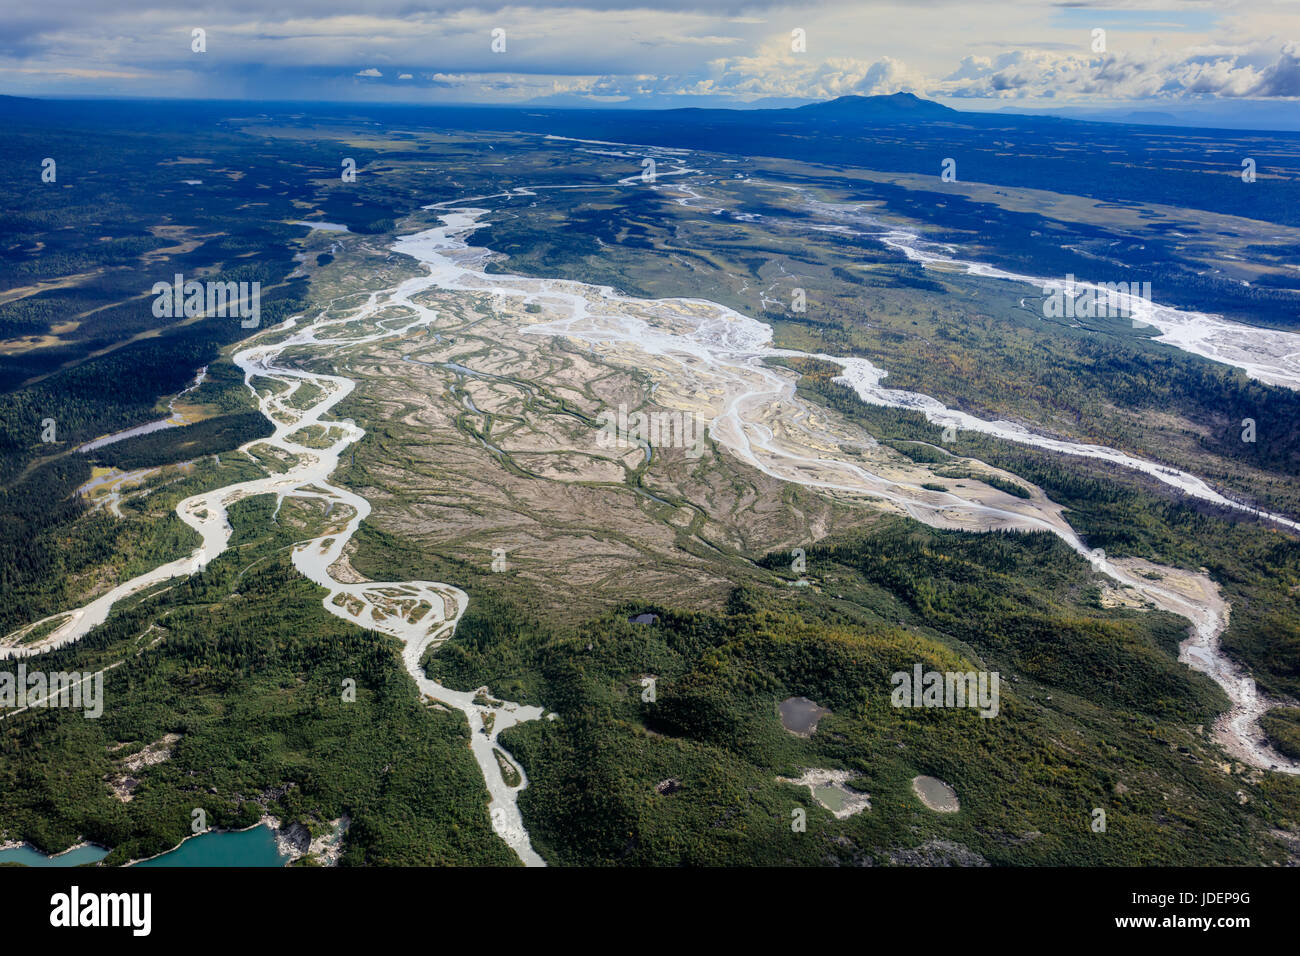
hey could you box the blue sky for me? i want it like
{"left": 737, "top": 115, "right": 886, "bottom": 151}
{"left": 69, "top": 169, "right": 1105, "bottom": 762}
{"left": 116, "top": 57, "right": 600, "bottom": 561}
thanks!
{"left": 1, "top": 1, "right": 1297, "bottom": 112}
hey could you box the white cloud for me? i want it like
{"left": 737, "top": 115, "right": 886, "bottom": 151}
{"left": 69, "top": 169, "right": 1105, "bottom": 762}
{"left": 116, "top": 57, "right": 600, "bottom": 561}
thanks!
{"left": 1251, "top": 41, "right": 1300, "bottom": 96}
{"left": 0, "top": 0, "right": 1297, "bottom": 106}
{"left": 935, "top": 43, "right": 1300, "bottom": 101}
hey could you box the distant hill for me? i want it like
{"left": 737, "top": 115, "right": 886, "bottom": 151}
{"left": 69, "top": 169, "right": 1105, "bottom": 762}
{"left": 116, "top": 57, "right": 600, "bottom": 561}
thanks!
{"left": 629, "top": 91, "right": 968, "bottom": 127}
{"left": 795, "top": 92, "right": 958, "bottom": 121}
{"left": 1122, "top": 111, "right": 1180, "bottom": 125}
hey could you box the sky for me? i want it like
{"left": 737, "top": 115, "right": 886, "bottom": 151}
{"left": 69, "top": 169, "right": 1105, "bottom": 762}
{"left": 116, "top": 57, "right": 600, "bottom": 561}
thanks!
{"left": 1, "top": 0, "right": 1298, "bottom": 116}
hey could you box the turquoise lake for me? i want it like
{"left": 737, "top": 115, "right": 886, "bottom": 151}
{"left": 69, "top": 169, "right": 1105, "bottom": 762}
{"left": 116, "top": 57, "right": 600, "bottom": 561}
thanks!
{"left": 137, "top": 825, "right": 289, "bottom": 867}
{"left": 0, "top": 825, "right": 288, "bottom": 867}
{"left": 0, "top": 843, "right": 109, "bottom": 867}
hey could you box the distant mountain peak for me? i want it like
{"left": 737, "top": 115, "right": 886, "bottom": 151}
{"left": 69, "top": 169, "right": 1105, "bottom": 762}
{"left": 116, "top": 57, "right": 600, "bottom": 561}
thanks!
{"left": 796, "top": 92, "right": 956, "bottom": 119}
